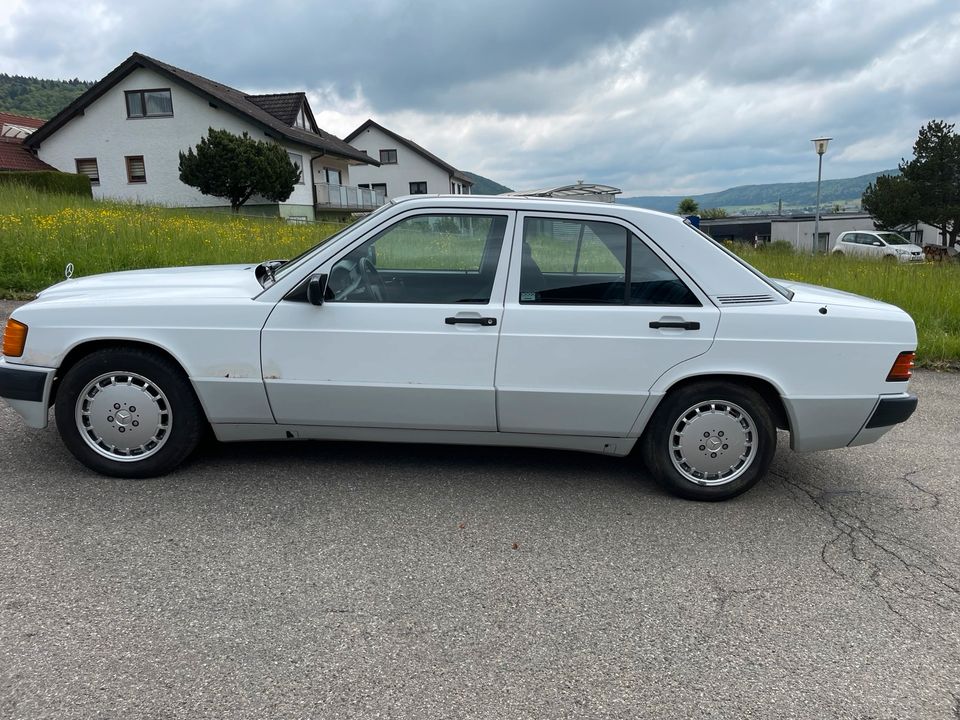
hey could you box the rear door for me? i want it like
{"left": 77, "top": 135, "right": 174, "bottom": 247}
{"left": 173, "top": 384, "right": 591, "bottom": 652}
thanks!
{"left": 495, "top": 212, "right": 720, "bottom": 437}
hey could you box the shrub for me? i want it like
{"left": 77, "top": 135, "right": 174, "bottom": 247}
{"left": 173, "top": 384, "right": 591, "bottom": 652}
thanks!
{"left": 768, "top": 240, "right": 794, "bottom": 253}
{"left": 0, "top": 171, "right": 92, "bottom": 197}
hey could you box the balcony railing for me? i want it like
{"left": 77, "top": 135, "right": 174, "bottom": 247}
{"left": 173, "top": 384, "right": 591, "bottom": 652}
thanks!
{"left": 315, "top": 181, "right": 386, "bottom": 210}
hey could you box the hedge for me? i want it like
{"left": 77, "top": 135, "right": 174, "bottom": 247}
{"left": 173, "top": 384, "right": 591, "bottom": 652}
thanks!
{"left": 0, "top": 171, "right": 92, "bottom": 197}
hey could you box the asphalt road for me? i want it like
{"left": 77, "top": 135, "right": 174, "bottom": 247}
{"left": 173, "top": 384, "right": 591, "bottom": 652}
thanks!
{"left": 1, "top": 303, "right": 959, "bottom": 719}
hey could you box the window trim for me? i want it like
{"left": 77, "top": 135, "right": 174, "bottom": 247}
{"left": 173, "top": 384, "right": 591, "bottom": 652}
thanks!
{"left": 125, "top": 155, "right": 147, "bottom": 184}
{"left": 124, "top": 88, "right": 174, "bottom": 119}
{"left": 74, "top": 157, "right": 99, "bottom": 185}
{"left": 379, "top": 149, "right": 398, "bottom": 164}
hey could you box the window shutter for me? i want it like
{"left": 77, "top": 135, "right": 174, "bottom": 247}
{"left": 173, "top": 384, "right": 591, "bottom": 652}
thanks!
{"left": 75, "top": 158, "right": 99, "bottom": 183}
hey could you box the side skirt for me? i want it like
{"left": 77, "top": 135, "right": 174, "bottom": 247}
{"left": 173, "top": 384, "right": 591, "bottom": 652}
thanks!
{"left": 210, "top": 423, "right": 637, "bottom": 457}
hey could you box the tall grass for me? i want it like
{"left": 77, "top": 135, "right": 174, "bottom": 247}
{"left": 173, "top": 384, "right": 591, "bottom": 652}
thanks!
{"left": 0, "top": 185, "right": 343, "bottom": 295}
{"left": 732, "top": 244, "right": 960, "bottom": 368}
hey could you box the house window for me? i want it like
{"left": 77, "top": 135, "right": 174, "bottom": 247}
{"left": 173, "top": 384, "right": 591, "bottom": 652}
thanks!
{"left": 325, "top": 168, "right": 342, "bottom": 185}
{"left": 371, "top": 183, "right": 387, "bottom": 199}
{"left": 294, "top": 106, "right": 309, "bottom": 130}
{"left": 379, "top": 149, "right": 398, "bottom": 164}
{"left": 125, "top": 89, "right": 173, "bottom": 118}
{"left": 409, "top": 181, "right": 427, "bottom": 194}
{"left": 288, "top": 152, "right": 304, "bottom": 183}
{"left": 75, "top": 158, "right": 99, "bottom": 185}
{"left": 125, "top": 155, "right": 146, "bottom": 183}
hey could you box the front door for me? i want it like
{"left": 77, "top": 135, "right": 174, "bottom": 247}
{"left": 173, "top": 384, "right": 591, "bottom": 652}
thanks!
{"left": 495, "top": 213, "right": 721, "bottom": 437}
{"left": 261, "top": 210, "right": 513, "bottom": 430}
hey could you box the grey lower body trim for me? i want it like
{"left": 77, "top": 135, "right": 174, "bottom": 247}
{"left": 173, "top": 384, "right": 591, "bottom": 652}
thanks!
{"left": 783, "top": 395, "right": 880, "bottom": 452}
{"left": 210, "top": 423, "right": 637, "bottom": 456}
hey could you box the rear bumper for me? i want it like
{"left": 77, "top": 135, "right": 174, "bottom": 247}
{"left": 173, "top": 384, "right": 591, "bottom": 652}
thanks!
{"left": 865, "top": 394, "right": 918, "bottom": 428}
{"left": 0, "top": 358, "right": 56, "bottom": 428}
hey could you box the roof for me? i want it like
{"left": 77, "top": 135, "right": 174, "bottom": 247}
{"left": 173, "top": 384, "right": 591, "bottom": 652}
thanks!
{"left": 344, "top": 119, "right": 472, "bottom": 185}
{"left": 0, "top": 139, "right": 56, "bottom": 171}
{"left": 24, "top": 52, "right": 377, "bottom": 166}
{"left": 0, "top": 112, "right": 45, "bottom": 130}
{"left": 247, "top": 92, "right": 309, "bottom": 128}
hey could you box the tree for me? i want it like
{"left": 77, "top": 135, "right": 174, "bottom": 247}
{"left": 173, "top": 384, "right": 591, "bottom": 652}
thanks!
{"left": 677, "top": 197, "right": 699, "bottom": 215}
{"left": 178, "top": 127, "right": 301, "bottom": 212}
{"left": 700, "top": 207, "right": 728, "bottom": 219}
{"left": 862, "top": 120, "right": 960, "bottom": 246}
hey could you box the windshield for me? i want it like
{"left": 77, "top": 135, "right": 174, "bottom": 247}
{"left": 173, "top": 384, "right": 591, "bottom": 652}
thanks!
{"left": 877, "top": 232, "right": 911, "bottom": 246}
{"left": 689, "top": 224, "right": 795, "bottom": 300}
{"left": 273, "top": 201, "right": 396, "bottom": 280}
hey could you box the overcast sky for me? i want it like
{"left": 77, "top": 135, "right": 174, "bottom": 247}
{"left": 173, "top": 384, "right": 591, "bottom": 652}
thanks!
{"left": 3, "top": 0, "right": 959, "bottom": 195}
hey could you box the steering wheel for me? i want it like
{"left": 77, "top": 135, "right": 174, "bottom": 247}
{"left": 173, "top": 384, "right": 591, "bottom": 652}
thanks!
{"left": 358, "top": 257, "right": 388, "bottom": 302}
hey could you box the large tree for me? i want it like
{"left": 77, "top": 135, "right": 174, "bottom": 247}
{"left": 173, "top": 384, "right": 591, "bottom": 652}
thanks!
{"left": 677, "top": 197, "right": 699, "bottom": 215}
{"left": 179, "top": 127, "right": 301, "bottom": 212}
{"left": 862, "top": 120, "right": 960, "bottom": 246}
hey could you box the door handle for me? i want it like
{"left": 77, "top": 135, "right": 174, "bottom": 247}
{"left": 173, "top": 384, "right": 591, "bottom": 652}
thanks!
{"left": 649, "top": 320, "right": 700, "bottom": 330}
{"left": 445, "top": 316, "right": 497, "bottom": 326}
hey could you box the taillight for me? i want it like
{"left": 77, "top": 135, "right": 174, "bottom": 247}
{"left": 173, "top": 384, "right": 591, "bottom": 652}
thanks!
{"left": 2, "top": 318, "right": 28, "bottom": 358}
{"left": 886, "top": 351, "right": 915, "bottom": 382}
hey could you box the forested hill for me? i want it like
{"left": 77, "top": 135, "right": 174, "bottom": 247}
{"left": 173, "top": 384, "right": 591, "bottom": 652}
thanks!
{"left": 0, "top": 74, "right": 93, "bottom": 120}
{"left": 462, "top": 171, "right": 513, "bottom": 195}
{"left": 620, "top": 169, "right": 899, "bottom": 213}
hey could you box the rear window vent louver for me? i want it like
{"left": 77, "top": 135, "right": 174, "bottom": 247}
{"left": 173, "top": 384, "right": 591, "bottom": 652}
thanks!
{"left": 716, "top": 294, "right": 776, "bottom": 305}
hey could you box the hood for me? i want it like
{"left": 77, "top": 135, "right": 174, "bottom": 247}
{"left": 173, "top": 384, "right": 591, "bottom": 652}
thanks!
{"left": 34, "top": 264, "right": 263, "bottom": 304}
{"left": 776, "top": 280, "right": 904, "bottom": 313}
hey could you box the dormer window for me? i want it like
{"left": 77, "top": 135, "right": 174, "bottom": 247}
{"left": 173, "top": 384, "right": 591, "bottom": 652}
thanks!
{"left": 294, "top": 105, "right": 310, "bottom": 131}
{"left": 125, "top": 89, "right": 173, "bottom": 118}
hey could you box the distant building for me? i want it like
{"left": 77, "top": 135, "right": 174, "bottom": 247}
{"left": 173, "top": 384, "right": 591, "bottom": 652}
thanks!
{"left": 344, "top": 119, "right": 473, "bottom": 200}
{"left": 701, "top": 212, "right": 945, "bottom": 251}
{"left": 23, "top": 52, "right": 380, "bottom": 220}
{"left": 0, "top": 112, "right": 54, "bottom": 171}
{"left": 503, "top": 182, "right": 622, "bottom": 203}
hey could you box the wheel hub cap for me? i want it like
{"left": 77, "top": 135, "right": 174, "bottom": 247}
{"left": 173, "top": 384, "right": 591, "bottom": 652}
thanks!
{"left": 669, "top": 400, "right": 757, "bottom": 486}
{"left": 75, "top": 372, "right": 172, "bottom": 462}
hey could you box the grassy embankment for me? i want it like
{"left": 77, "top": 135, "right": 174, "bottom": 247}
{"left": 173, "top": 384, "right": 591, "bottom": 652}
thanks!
{"left": 1, "top": 186, "right": 957, "bottom": 366}
{"left": 0, "top": 185, "right": 344, "bottom": 296}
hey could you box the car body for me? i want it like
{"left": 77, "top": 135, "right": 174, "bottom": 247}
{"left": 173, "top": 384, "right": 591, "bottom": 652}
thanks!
{"left": 832, "top": 230, "right": 924, "bottom": 262}
{"left": 1, "top": 195, "right": 918, "bottom": 500}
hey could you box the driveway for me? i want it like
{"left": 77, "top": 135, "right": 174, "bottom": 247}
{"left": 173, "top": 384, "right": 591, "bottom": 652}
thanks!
{"left": 1, "top": 301, "right": 958, "bottom": 719}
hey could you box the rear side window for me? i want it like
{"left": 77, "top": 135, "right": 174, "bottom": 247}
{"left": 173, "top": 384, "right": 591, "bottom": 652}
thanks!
{"left": 519, "top": 217, "right": 699, "bottom": 306}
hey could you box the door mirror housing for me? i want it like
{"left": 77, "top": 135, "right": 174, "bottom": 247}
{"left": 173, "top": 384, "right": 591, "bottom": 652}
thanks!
{"left": 873, "top": 241, "right": 884, "bottom": 247}
{"left": 307, "top": 274, "right": 328, "bottom": 306}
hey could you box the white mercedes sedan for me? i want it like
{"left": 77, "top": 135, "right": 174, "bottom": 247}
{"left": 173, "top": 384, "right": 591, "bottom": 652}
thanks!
{"left": 0, "top": 195, "right": 918, "bottom": 500}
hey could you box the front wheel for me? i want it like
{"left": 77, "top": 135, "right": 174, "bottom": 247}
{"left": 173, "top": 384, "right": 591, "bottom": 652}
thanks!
{"left": 640, "top": 381, "right": 777, "bottom": 501}
{"left": 54, "top": 348, "right": 205, "bottom": 478}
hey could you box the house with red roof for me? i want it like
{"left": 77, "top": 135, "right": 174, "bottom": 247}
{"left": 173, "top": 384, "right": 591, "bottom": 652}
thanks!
{"left": 0, "top": 112, "right": 55, "bottom": 172}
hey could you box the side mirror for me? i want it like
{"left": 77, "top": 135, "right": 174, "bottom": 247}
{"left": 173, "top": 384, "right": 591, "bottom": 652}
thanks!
{"left": 306, "top": 274, "right": 327, "bottom": 306}
{"left": 873, "top": 241, "right": 884, "bottom": 247}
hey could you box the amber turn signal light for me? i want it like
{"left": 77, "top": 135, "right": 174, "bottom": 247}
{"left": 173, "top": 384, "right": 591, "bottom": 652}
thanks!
{"left": 886, "top": 351, "right": 915, "bottom": 382}
{"left": 2, "top": 318, "right": 27, "bottom": 358}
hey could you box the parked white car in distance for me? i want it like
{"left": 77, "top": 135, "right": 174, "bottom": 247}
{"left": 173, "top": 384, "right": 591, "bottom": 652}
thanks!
{"left": 0, "top": 195, "right": 918, "bottom": 501}
{"left": 832, "top": 230, "right": 925, "bottom": 262}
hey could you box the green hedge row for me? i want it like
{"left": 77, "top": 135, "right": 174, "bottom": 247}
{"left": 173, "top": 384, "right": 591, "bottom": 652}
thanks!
{"left": 0, "top": 171, "right": 92, "bottom": 197}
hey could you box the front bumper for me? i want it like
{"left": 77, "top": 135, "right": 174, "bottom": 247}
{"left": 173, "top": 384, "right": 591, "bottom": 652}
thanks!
{"left": 0, "top": 358, "right": 56, "bottom": 428}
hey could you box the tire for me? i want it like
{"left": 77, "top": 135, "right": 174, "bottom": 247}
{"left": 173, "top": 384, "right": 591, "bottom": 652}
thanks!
{"left": 640, "top": 381, "right": 776, "bottom": 501}
{"left": 54, "top": 347, "right": 205, "bottom": 478}
{"left": 833, "top": 250, "right": 844, "bottom": 258}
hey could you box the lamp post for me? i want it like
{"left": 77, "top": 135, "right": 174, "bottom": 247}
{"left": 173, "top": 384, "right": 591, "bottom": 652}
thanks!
{"left": 811, "top": 136, "right": 832, "bottom": 253}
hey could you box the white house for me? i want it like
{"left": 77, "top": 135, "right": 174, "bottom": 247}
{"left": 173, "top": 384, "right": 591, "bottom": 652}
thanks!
{"left": 343, "top": 119, "right": 473, "bottom": 200}
{"left": 23, "top": 52, "right": 381, "bottom": 221}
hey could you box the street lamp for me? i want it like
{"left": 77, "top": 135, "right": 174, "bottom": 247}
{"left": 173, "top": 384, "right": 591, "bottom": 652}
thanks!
{"left": 811, "top": 136, "right": 832, "bottom": 253}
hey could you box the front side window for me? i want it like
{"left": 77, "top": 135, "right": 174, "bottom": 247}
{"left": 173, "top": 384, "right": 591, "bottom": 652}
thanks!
{"left": 75, "top": 158, "right": 99, "bottom": 185}
{"left": 520, "top": 217, "right": 698, "bottom": 306}
{"left": 125, "top": 155, "right": 146, "bottom": 183}
{"left": 328, "top": 214, "right": 507, "bottom": 304}
{"left": 125, "top": 89, "right": 173, "bottom": 118}
{"left": 379, "top": 149, "right": 397, "bottom": 164}
{"left": 409, "top": 181, "right": 427, "bottom": 194}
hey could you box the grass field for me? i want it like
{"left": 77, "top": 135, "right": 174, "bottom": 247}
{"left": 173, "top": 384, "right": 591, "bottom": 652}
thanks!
{"left": 0, "top": 185, "right": 344, "bottom": 296}
{"left": 2, "top": 186, "right": 957, "bottom": 366}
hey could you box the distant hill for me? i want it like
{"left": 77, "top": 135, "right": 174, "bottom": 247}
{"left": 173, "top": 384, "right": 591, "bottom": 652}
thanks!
{"left": 0, "top": 74, "right": 93, "bottom": 120}
{"left": 463, "top": 171, "right": 512, "bottom": 195}
{"left": 620, "top": 170, "right": 899, "bottom": 214}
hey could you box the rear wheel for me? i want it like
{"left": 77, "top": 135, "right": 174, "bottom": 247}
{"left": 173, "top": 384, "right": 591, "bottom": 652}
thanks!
{"left": 55, "top": 348, "right": 205, "bottom": 478}
{"left": 640, "top": 381, "right": 776, "bottom": 501}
